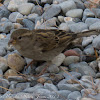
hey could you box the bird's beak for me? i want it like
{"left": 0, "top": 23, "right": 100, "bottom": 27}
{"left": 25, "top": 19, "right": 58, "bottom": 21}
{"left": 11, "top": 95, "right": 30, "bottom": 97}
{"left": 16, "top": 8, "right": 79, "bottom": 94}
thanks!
{"left": 8, "top": 39, "right": 16, "bottom": 46}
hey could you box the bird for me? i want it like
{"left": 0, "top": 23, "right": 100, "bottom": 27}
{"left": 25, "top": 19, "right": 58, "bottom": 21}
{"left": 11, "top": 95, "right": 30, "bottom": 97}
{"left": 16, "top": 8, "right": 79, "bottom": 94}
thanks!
{"left": 8, "top": 28, "right": 100, "bottom": 76}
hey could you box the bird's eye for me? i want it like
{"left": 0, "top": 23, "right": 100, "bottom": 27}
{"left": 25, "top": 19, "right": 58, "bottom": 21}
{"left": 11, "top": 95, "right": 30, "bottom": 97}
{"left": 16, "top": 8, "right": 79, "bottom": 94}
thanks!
{"left": 18, "top": 36, "right": 22, "bottom": 40}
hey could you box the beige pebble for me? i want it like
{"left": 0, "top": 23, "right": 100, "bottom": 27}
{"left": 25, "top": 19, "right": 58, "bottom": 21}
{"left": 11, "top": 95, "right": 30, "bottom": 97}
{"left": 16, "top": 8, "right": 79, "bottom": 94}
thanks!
{"left": 7, "top": 53, "right": 26, "bottom": 71}
{"left": 4, "top": 69, "right": 18, "bottom": 79}
{"left": 0, "top": 57, "right": 8, "bottom": 72}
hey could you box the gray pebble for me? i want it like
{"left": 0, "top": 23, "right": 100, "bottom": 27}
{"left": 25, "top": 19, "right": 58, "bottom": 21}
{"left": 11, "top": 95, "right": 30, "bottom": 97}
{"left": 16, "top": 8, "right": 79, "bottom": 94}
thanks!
{"left": 42, "top": 5, "right": 61, "bottom": 20}
{"left": 58, "top": 23, "right": 70, "bottom": 31}
{"left": 89, "top": 21, "right": 100, "bottom": 30}
{"left": 68, "top": 22, "right": 88, "bottom": 33}
{"left": 59, "top": 0, "right": 77, "bottom": 14}
{"left": 9, "top": 12, "right": 23, "bottom": 22}
{"left": 22, "top": 19, "right": 35, "bottom": 30}
{"left": 67, "top": 91, "right": 82, "bottom": 100}
{"left": 44, "top": 83, "right": 58, "bottom": 91}
{"left": 85, "top": 18, "right": 100, "bottom": 27}
{"left": 69, "top": 62, "right": 96, "bottom": 77}
{"left": 66, "top": 9, "right": 83, "bottom": 19}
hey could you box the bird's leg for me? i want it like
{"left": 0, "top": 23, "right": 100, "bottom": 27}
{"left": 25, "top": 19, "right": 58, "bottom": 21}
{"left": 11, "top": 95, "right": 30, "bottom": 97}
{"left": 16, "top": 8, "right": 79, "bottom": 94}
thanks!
{"left": 94, "top": 48, "right": 99, "bottom": 59}
{"left": 34, "top": 62, "right": 51, "bottom": 77}
{"left": 25, "top": 60, "right": 34, "bottom": 70}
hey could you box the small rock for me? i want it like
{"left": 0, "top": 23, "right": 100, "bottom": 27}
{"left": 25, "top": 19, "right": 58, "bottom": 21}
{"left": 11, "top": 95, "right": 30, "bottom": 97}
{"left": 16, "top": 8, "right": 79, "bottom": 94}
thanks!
{"left": 57, "top": 79, "right": 82, "bottom": 91}
{"left": 66, "top": 9, "right": 83, "bottom": 18}
{"left": 85, "top": 18, "right": 100, "bottom": 27}
{"left": 52, "top": 53, "right": 65, "bottom": 67}
{"left": 64, "top": 49, "right": 79, "bottom": 57}
{"left": 82, "top": 9, "right": 95, "bottom": 21}
{"left": 59, "top": 0, "right": 77, "bottom": 14}
{"left": 73, "top": 0, "right": 85, "bottom": 9}
{"left": 27, "top": 13, "right": 38, "bottom": 22}
{"left": 92, "top": 35, "right": 100, "bottom": 49}
{"left": 0, "top": 5, "right": 11, "bottom": 19}
{"left": 0, "top": 22, "right": 14, "bottom": 33}
{"left": 4, "top": 98, "right": 16, "bottom": 100}
{"left": 22, "top": 19, "right": 35, "bottom": 30}
{"left": 16, "top": 82, "right": 30, "bottom": 91}
{"left": 63, "top": 56, "right": 80, "bottom": 66}
{"left": 9, "top": 12, "right": 23, "bottom": 22}
{"left": 69, "top": 62, "right": 96, "bottom": 77}
{"left": 0, "top": 47, "right": 7, "bottom": 56}
{"left": 0, "top": 57, "right": 8, "bottom": 72}
{"left": 4, "top": 69, "right": 18, "bottom": 79}
{"left": 82, "top": 36, "right": 93, "bottom": 47}
{"left": 0, "top": 69, "right": 3, "bottom": 78}
{"left": 7, "top": 53, "right": 26, "bottom": 71}
{"left": 41, "top": 5, "right": 61, "bottom": 20}
{"left": 48, "top": 64, "right": 59, "bottom": 73}
{"left": 37, "top": 77, "right": 46, "bottom": 84}
{"left": 44, "top": 83, "right": 58, "bottom": 91}
{"left": 58, "top": 23, "right": 70, "bottom": 31}
{"left": 89, "top": 61, "right": 98, "bottom": 72}
{"left": 0, "top": 78, "right": 9, "bottom": 94}
{"left": 41, "top": 0, "right": 53, "bottom": 4}
{"left": 7, "top": 0, "right": 28, "bottom": 12}
{"left": 31, "top": 5, "right": 43, "bottom": 16}
{"left": 8, "top": 76, "right": 27, "bottom": 82}
{"left": 57, "top": 90, "right": 71, "bottom": 99}
{"left": 83, "top": 44, "right": 94, "bottom": 55}
{"left": 67, "top": 91, "right": 82, "bottom": 100}
{"left": 13, "top": 23, "right": 23, "bottom": 29}
{"left": 89, "top": 21, "right": 100, "bottom": 30}
{"left": 68, "top": 22, "right": 88, "bottom": 33}
{"left": 58, "top": 16, "right": 64, "bottom": 23}
{"left": 18, "top": 3, "right": 34, "bottom": 15}
{"left": 81, "top": 98, "right": 95, "bottom": 100}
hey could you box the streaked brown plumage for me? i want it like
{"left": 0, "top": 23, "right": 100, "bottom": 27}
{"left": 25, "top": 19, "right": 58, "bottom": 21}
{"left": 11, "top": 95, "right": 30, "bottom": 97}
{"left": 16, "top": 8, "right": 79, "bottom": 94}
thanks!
{"left": 8, "top": 29, "right": 100, "bottom": 61}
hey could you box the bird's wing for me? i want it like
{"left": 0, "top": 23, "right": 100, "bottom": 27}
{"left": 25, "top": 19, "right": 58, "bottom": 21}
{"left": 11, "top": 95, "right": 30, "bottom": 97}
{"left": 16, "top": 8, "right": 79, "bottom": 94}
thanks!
{"left": 34, "top": 29, "right": 76, "bottom": 52}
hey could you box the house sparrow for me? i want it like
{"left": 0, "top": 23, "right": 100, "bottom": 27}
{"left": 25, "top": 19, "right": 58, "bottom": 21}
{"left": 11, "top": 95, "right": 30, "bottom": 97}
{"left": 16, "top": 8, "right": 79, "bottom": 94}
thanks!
{"left": 8, "top": 28, "right": 100, "bottom": 76}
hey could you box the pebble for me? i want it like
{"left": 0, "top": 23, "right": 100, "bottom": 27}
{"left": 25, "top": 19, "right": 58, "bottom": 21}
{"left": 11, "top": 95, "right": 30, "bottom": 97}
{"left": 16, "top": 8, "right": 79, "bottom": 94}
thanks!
{"left": 58, "top": 16, "right": 64, "bottom": 23}
{"left": 0, "top": 5, "right": 11, "bottom": 19}
{"left": 83, "top": 44, "right": 94, "bottom": 55}
{"left": 89, "top": 21, "right": 100, "bottom": 30}
{"left": 63, "top": 56, "right": 80, "bottom": 66}
{"left": 66, "top": 9, "right": 83, "bottom": 18}
{"left": 67, "top": 91, "right": 82, "bottom": 100}
{"left": 9, "top": 12, "right": 23, "bottom": 22}
{"left": 59, "top": 0, "right": 77, "bottom": 14}
{"left": 0, "top": 78, "right": 9, "bottom": 94}
{"left": 68, "top": 22, "right": 88, "bottom": 33}
{"left": 41, "top": 5, "right": 61, "bottom": 20}
{"left": 81, "top": 98, "right": 95, "bottom": 100}
{"left": 4, "top": 69, "right": 18, "bottom": 79}
{"left": 82, "top": 36, "right": 93, "bottom": 47}
{"left": 44, "top": 83, "right": 58, "bottom": 91}
{"left": 64, "top": 49, "right": 79, "bottom": 57}
{"left": 57, "top": 79, "right": 82, "bottom": 91}
{"left": 57, "top": 90, "right": 71, "bottom": 99}
{"left": 0, "top": 22, "right": 14, "bottom": 33}
{"left": 31, "top": 5, "right": 43, "bottom": 16}
{"left": 13, "top": 23, "right": 23, "bottom": 29}
{"left": 22, "top": 19, "right": 35, "bottom": 30}
{"left": 52, "top": 53, "right": 65, "bottom": 67}
{"left": 7, "top": 0, "right": 28, "bottom": 12}
{"left": 7, "top": 53, "right": 26, "bottom": 71}
{"left": 18, "top": 3, "right": 34, "bottom": 15}
{"left": 0, "top": 57, "right": 8, "bottom": 72}
{"left": 27, "top": 13, "right": 38, "bottom": 22}
{"left": 85, "top": 18, "right": 100, "bottom": 27}
{"left": 58, "top": 23, "right": 70, "bottom": 31}
{"left": 92, "top": 35, "right": 100, "bottom": 49}
{"left": 69, "top": 62, "right": 96, "bottom": 77}
{"left": 89, "top": 61, "right": 98, "bottom": 72}
{"left": 47, "top": 64, "right": 60, "bottom": 73}
{"left": 41, "top": 0, "right": 53, "bottom": 4}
